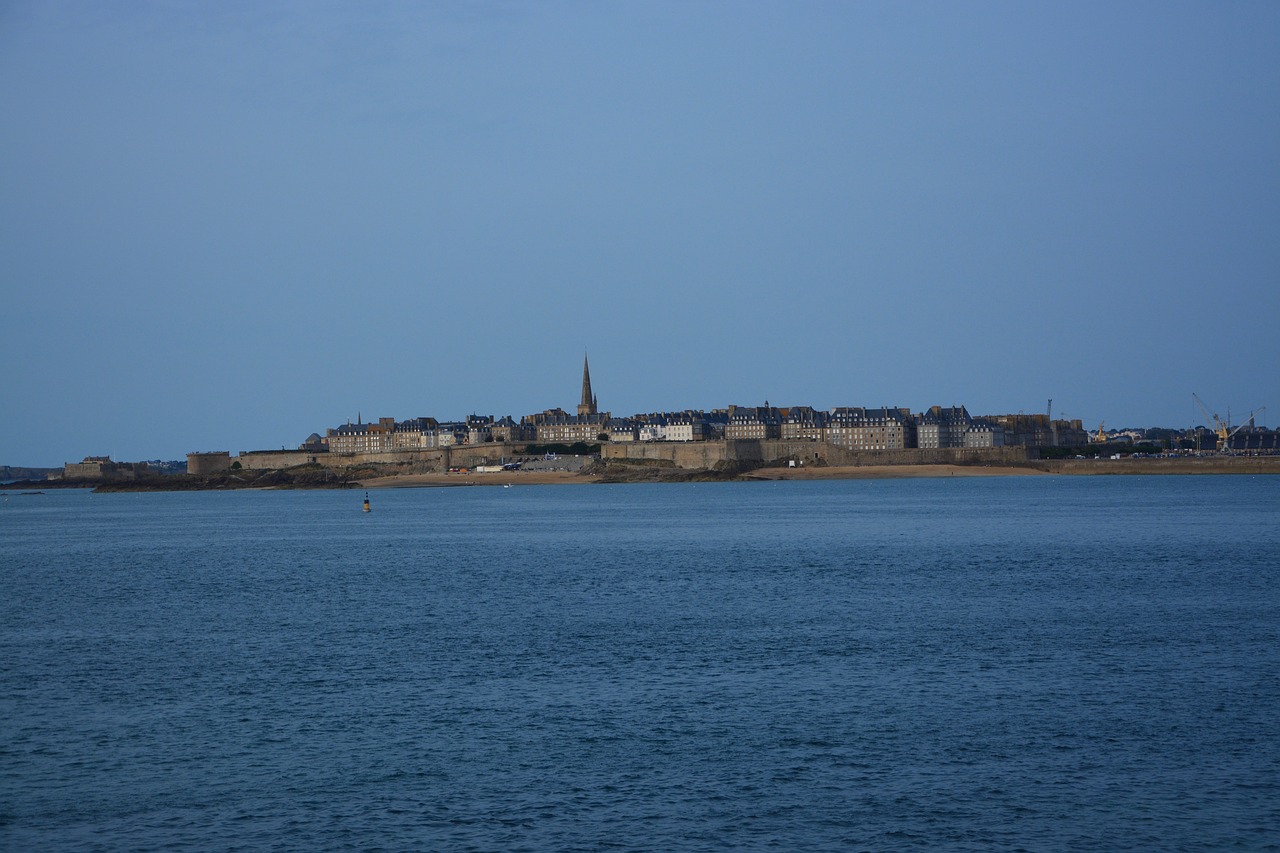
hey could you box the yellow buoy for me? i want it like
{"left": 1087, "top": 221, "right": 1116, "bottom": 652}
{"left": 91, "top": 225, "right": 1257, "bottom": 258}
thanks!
{"left": 362, "top": 492, "right": 371, "bottom": 513}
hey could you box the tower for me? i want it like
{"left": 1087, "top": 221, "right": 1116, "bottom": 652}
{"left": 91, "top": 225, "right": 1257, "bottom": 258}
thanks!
{"left": 577, "top": 354, "right": 597, "bottom": 417}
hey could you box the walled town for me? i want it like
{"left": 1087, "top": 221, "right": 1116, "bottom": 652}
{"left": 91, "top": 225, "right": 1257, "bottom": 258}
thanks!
{"left": 171, "top": 357, "right": 1276, "bottom": 483}
{"left": 32, "top": 357, "right": 1275, "bottom": 487}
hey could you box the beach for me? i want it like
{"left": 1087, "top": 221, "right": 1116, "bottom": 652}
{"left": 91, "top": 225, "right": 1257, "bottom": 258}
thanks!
{"left": 358, "top": 463, "right": 1048, "bottom": 489}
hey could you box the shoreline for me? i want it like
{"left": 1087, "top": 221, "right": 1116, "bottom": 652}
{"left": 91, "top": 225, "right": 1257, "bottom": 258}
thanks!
{"left": 358, "top": 464, "right": 1050, "bottom": 489}
{"left": 9, "top": 457, "right": 1277, "bottom": 493}
{"left": 359, "top": 470, "right": 600, "bottom": 488}
{"left": 358, "top": 456, "right": 1280, "bottom": 488}
{"left": 741, "top": 464, "right": 1046, "bottom": 481}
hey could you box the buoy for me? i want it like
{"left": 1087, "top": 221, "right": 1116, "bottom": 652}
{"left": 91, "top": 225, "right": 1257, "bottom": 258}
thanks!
{"left": 362, "top": 492, "right": 371, "bottom": 513}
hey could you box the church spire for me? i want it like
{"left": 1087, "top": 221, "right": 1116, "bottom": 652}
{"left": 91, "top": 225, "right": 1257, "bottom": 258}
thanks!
{"left": 578, "top": 354, "right": 597, "bottom": 417}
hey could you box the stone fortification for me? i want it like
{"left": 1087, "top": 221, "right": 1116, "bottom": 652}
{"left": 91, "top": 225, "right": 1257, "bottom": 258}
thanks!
{"left": 602, "top": 441, "right": 730, "bottom": 469}
{"left": 189, "top": 450, "right": 348, "bottom": 474}
{"left": 64, "top": 457, "right": 149, "bottom": 480}
{"left": 187, "top": 452, "right": 232, "bottom": 475}
{"left": 229, "top": 441, "right": 1031, "bottom": 472}
{"left": 191, "top": 440, "right": 1031, "bottom": 478}
{"left": 603, "top": 440, "right": 1031, "bottom": 468}
{"left": 232, "top": 450, "right": 331, "bottom": 470}
{"left": 196, "top": 444, "right": 532, "bottom": 474}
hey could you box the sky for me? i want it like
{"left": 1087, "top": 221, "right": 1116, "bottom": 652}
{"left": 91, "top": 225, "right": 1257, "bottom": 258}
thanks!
{"left": 2, "top": 1, "right": 1277, "bottom": 466}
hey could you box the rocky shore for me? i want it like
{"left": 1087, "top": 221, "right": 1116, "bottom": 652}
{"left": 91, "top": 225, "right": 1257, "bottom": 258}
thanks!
{"left": 4, "top": 465, "right": 362, "bottom": 493}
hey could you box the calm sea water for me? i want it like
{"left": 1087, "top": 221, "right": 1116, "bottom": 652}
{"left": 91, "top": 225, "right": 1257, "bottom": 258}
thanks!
{"left": 3, "top": 476, "right": 1278, "bottom": 851}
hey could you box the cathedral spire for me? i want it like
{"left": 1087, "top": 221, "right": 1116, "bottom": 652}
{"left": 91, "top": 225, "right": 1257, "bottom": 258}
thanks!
{"left": 578, "top": 354, "right": 597, "bottom": 417}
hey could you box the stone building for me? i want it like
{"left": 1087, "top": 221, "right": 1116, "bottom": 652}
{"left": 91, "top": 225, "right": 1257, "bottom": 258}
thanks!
{"left": 392, "top": 418, "right": 440, "bottom": 449}
{"left": 65, "top": 456, "right": 148, "bottom": 480}
{"left": 917, "top": 405, "right": 972, "bottom": 449}
{"left": 781, "top": 406, "right": 828, "bottom": 441}
{"left": 491, "top": 416, "right": 533, "bottom": 443}
{"left": 531, "top": 411, "right": 611, "bottom": 443}
{"left": 826, "top": 407, "right": 915, "bottom": 450}
{"left": 636, "top": 414, "right": 667, "bottom": 442}
{"left": 606, "top": 418, "right": 639, "bottom": 442}
{"left": 631, "top": 410, "right": 720, "bottom": 442}
{"left": 725, "top": 406, "right": 783, "bottom": 440}
{"left": 327, "top": 418, "right": 396, "bottom": 454}
{"left": 467, "top": 414, "right": 495, "bottom": 444}
{"left": 435, "top": 422, "right": 468, "bottom": 447}
{"left": 992, "top": 414, "right": 1087, "bottom": 447}
{"left": 963, "top": 419, "right": 1005, "bottom": 448}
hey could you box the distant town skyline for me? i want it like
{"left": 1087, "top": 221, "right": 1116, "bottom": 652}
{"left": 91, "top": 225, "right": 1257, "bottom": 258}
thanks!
{"left": 2, "top": 4, "right": 1277, "bottom": 466}
{"left": 37, "top": 374, "right": 1278, "bottom": 468}
{"left": 3, "top": 350, "right": 1277, "bottom": 466}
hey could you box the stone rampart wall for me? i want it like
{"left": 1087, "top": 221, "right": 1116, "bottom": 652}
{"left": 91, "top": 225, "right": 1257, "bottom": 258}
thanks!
{"left": 226, "top": 444, "right": 529, "bottom": 472}
{"left": 800, "top": 444, "right": 1033, "bottom": 467}
{"left": 187, "top": 452, "right": 232, "bottom": 475}
{"left": 209, "top": 440, "right": 1033, "bottom": 475}
{"left": 604, "top": 440, "right": 1030, "bottom": 468}
{"left": 64, "top": 460, "right": 149, "bottom": 480}
{"left": 232, "top": 450, "right": 328, "bottom": 470}
{"left": 445, "top": 444, "right": 526, "bottom": 469}
{"left": 601, "top": 441, "right": 729, "bottom": 468}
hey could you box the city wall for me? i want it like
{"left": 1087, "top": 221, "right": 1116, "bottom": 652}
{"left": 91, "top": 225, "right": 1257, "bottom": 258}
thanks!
{"left": 187, "top": 452, "right": 233, "bottom": 475}
{"left": 189, "top": 445, "right": 532, "bottom": 474}
{"left": 63, "top": 458, "right": 149, "bottom": 480}
{"left": 603, "top": 441, "right": 1032, "bottom": 468}
{"left": 188, "top": 441, "right": 1032, "bottom": 476}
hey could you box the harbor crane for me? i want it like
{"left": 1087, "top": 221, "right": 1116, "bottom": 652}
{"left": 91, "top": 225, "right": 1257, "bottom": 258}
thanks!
{"left": 1226, "top": 406, "right": 1267, "bottom": 444}
{"left": 1192, "top": 393, "right": 1266, "bottom": 449}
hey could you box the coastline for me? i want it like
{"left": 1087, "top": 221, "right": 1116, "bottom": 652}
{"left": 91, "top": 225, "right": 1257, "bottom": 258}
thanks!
{"left": 10, "top": 456, "right": 1277, "bottom": 494}
{"left": 359, "top": 470, "right": 601, "bottom": 488}
{"left": 360, "top": 458, "right": 1279, "bottom": 488}
{"left": 358, "top": 463, "right": 1051, "bottom": 489}
{"left": 360, "top": 456, "right": 1280, "bottom": 488}
{"left": 741, "top": 464, "right": 1046, "bottom": 481}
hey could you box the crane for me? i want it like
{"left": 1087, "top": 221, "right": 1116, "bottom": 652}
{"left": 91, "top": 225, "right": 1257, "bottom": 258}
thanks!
{"left": 1192, "top": 393, "right": 1228, "bottom": 445}
{"left": 1192, "top": 393, "right": 1266, "bottom": 450}
{"left": 1226, "top": 406, "right": 1267, "bottom": 445}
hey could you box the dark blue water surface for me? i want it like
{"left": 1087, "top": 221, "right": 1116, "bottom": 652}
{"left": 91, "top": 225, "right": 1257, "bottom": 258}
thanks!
{"left": 3, "top": 476, "right": 1278, "bottom": 851}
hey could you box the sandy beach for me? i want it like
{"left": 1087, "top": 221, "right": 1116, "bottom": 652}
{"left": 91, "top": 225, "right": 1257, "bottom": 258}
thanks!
{"left": 741, "top": 464, "right": 1046, "bottom": 480}
{"left": 354, "top": 455, "right": 1280, "bottom": 489}
{"left": 357, "top": 464, "right": 1049, "bottom": 489}
{"left": 358, "top": 470, "right": 601, "bottom": 489}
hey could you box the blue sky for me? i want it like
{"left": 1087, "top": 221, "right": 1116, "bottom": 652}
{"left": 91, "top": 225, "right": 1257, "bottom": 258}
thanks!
{"left": 2, "top": 2, "right": 1277, "bottom": 466}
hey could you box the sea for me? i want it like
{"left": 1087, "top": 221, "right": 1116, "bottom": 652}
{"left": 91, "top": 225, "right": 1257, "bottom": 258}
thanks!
{"left": 2, "top": 476, "right": 1278, "bottom": 852}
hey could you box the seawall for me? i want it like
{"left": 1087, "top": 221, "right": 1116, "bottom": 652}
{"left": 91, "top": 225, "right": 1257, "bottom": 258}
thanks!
{"left": 194, "top": 442, "right": 1278, "bottom": 479}
{"left": 192, "top": 444, "right": 542, "bottom": 474}
{"left": 603, "top": 440, "right": 1032, "bottom": 468}
{"left": 225, "top": 441, "right": 1031, "bottom": 473}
